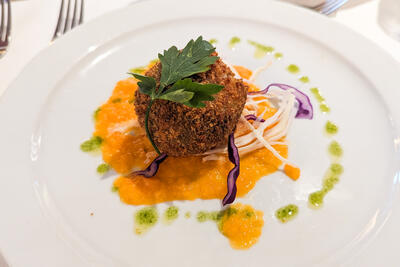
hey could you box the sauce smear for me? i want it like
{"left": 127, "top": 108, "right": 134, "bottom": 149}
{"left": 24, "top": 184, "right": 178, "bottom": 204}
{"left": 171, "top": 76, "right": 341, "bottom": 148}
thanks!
{"left": 95, "top": 78, "right": 288, "bottom": 205}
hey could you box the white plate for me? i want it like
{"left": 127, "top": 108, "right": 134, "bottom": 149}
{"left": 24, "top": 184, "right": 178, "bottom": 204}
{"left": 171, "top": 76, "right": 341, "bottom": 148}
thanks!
{"left": 1, "top": 0, "right": 400, "bottom": 266}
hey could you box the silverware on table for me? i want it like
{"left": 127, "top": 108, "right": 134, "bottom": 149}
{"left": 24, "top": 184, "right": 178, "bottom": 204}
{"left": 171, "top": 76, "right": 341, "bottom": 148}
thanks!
{"left": 0, "top": 0, "right": 11, "bottom": 59}
{"left": 314, "top": 0, "right": 349, "bottom": 15}
{"left": 52, "top": 0, "right": 84, "bottom": 41}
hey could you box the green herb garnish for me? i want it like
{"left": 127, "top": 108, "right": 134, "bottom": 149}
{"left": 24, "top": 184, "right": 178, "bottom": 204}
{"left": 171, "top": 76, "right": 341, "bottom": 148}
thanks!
{"left": 129, "top": 36, "right": 223, "bottom": 154}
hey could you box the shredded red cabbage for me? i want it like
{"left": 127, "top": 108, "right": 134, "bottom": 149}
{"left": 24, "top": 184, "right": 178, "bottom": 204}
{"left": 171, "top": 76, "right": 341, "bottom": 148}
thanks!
{"left": 128, "top": 153, "right": 168, "bottom": 178}
{"left": 245, "top": 114, "right": 265, "bottom": 122}
{"left": 248, "top": 83, "right": 313, "bottom": 119}
{"left": 222, "top": 132, "right": 240, "bottom": 206}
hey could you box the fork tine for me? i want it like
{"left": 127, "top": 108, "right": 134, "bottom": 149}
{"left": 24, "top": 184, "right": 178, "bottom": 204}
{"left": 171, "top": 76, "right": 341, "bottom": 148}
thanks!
{"left": 5, "top": 0, "right": 11, "bottom": 42}
{"left": 79, "top": 0, "right": 84, "bottom": 25}
{"left": 0, "top": 0, "right": 4, "bottom": 41}
{"left": 63, "top": 0, "right": 71, "bottom": 33}
{"left": 320, "top": 0, "right": 338, "bottom": 12}
{"left": 324, "top": 0, "right": 348, "bottom": 15}
{"left": 52, "top": 0, "right": 65, "bottom": 41}
{"left": 314, "top": 0, "right": 330, "bottom": 11}
{"left": 71, "top": 0, "right": 78, "bottom": 28}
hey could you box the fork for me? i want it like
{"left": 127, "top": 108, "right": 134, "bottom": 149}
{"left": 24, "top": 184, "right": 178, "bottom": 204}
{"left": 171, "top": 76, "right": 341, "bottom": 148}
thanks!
{"left": 0, "top": 0, "right": 11, "bottom": 59}
{"left": 314, "top": 0, "right": 349, "bottom": 15}
{"left": 52, "top": 0, "right": 84, "bottom": 41}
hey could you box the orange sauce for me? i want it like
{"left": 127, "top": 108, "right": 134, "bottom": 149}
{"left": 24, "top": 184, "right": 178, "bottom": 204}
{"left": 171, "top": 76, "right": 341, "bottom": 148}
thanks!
{"left": 94, "top": 77, "right": 289, "bottom": 205}
{"left": 220, "top": 203, "right": 264, "bottom": 249}
{"left": 233, "top": 65, "right": 252, "bottom": 80}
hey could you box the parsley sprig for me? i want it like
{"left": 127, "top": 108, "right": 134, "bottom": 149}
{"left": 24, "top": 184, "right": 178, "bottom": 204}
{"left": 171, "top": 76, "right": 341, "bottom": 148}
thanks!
{"left": 130, "top": 36, "right": 224, "bottom": 154}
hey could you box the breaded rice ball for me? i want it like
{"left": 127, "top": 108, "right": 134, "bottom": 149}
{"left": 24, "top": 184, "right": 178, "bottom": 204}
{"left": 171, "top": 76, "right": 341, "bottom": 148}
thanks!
{"left": 134, "top": 53, "right": 248, "bottom": 157}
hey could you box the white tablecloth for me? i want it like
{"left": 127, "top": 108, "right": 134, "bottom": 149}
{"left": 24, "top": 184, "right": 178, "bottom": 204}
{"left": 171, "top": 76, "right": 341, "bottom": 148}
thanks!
{"left": 0, "top": 0, "right": 399, "bottom": 97}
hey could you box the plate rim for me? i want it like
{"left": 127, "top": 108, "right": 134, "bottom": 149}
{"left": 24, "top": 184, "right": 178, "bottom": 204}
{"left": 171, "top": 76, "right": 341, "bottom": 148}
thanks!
{"left": 0, "top": 0, "right": 399, "bottom": 266}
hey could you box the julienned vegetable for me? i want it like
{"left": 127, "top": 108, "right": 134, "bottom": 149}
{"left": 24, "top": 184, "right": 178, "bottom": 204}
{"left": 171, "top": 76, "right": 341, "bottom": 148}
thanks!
{"left": 222, "top": 133, "right": 240, "bottom": 206}
{"left": 249, "top": 83, "right": 313, "bottom": 120}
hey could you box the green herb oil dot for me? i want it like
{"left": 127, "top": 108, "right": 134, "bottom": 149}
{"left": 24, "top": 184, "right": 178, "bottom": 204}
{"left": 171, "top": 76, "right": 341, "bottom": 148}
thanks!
{"left": 287, "top": 64, "right": 300, "bottom": 74}
{"left": 275, "top": 204, "right": 298, "bottom": 223}
{"left": 330, "top": 163, "right": 343, "bottom": 175}
{"left": 196, "top": 211, "right": 222, "bottom": 223}
{"left": 248, "top": 40, "right": 274, "bottom": 59}
{"left": 129, "top": 66, "right": 146, "bottom": 74}
{"left": 97, "top": 163, "right": 110, "bottom": 174}
{"left": 322, "top": 176, "right": 340, "bottom": 192}
{"left": 134, "top": 207, "right": 158, "bottom": 235}
{"left": 209, "top": 38, "right": 218, "bottom": 45}
{"left": 274, "top": 52, "right": 283, "bottom": 59}
{"left": 196, "top": 211, "right": 208, "bottom": 222}
{"left": 329, "top": 141, "right": 343, "bottom": 157}
{"left": 310, "top": 87, "right": 325, "bottom": 102}
{"left": 93, "top": 107, "right": 101, "bottom": 121}
{"left": 163, "top": 206, "right": 179, "bottom": 224}
{"left": 111, "top": 185, "right": 119, "bottom": 192}
{"left": 80, "top": 136, "right": 103, "bottom": 152}
{"left": 309, "top": 191, "right": 325, "bottom": 208}
{"left": 299, "top": 76, "right": 309, "bottom": 83}
{"left": 184, "top": 212, "right": 191, "bottom": 219}
{"left": 229, "top": 36, "right": 241, "bottom": 48}
{"left": 325, "top": 121, "right": 338, "bottom": 135}
{"left": 320, "top": 104, "right": 330, "bottom": 113}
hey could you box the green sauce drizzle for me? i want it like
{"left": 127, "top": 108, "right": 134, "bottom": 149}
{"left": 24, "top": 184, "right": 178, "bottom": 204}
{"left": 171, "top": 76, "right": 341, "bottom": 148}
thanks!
{"left": 310, "top": 88, "right": 330, "bottom": 113}
{"left": 97, "top": 163, "right": 110, "bottom": 174}
{"left": 322, "top": 175, "right": 340, "bottom": 192}
{"left": 209, "top": 38, "right": 218, "bottom": 45}
{"left": 196, "top": 211, "right": 222, "bottom": 223}
{"left": 248, "top": 40, "right": 274, "bottom": 58}
{"left": 310, "top": 87, "right": 325, "bottom": 102}
{"left": 274, "top": 52, "right": 283, "bottom": 59}
{"left": 309, "top": 164, "right": 343, "bottom": 208}
{"left": 196, "top": 206, "right": 241, "bottom": 224}
{"left": 93, "top": 107, "right": 101, "bottom": 121}
{"left": 320, "top": 104, "right": 330, "bottom": 113}
{"left": 325, "top": 121, "right": 338, "bottom": 135}
{"left": 329, "top": 141, "right": 343, "bottom": 157}
{"left": 309, "top": 175, "right": 340, "bottom": 208}
{"left": 184, "top": 212, "right": 191, "bottom": 219}
{"left": 309, "top": 191, "right": 325, "bottom": 208}
{"left": 163, "top": 206, "right": 179, "bottom": 224}
{"left": 149, "top": 59, "right": 159, "bottom": 64}
{"left": 111, "top": 185, "right": 118, "bottom": 193}
{"left": 229, "top": 36, "right": 241, "bottom": 49}
{"left": 287, "top": 64, "right": 300, "bottom": 74}
{"left": 80, "top": 136, "right": 103, "bottom": 152}
{"left": 134, "top": 207, "right": 158, "bottom": 234}
{"left": 299, "top": 76, "right": 309, "bottom": 83}
{"left": 330, "top": 163, "right": 343, "bottom": 175}
{"left": 275, "top": 204, "right": 298, "bottom": 223}
{"left": 129, "top": 66, "right": 146, "bottom": 74}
